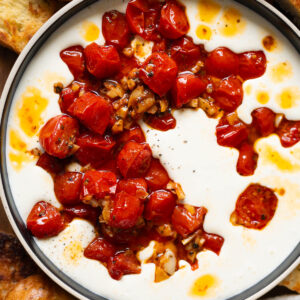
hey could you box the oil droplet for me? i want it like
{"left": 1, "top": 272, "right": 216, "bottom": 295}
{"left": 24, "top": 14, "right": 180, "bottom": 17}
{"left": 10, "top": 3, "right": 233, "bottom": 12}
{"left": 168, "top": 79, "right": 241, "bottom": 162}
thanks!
{"left": 256, "top": 90, "right": 270, "bottom": 104}
{"left": 276, "top": 87, "right": 300, "bottom": 109}
{"left": 63, "top": 240, "right": 83, "bottom": 265}
{"left": 245, "top": 85, "right": 252, "bottom": 96}
{"left": 262, "top": 35, "right": 277, "bottom": 52}
{"left": 10, "top": 130, "right": 27, "bottom": 152}
{"left": 17, "top": 87, "right": 48, "bottom": 137}
{"left": 270, "top": 62, "right": 293, "bottom": 83}
{"left": 190, "top": 274, "right": 217, "bottom": 297}
{"left": 196, "top": 25, "right": 212, "bottom": 40}
{"left": 81, "top": 21, "right": 100, "bottom": 42}
{"left": 218, "top": 7, "right": 246, "bottom": 37}
{"left": 198, "top": 0, "right": 221, "bottom": 24}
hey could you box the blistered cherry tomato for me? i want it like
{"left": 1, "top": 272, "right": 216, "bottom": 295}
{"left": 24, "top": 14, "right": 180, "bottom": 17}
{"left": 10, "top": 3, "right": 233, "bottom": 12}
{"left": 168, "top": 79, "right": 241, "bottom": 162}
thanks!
{"left": 63, "top": 204, "right": 100, "bottom": 224}
{"left": 216, "top": 114, "right": 248, "bottom": 148}
{"left": 54, "top": 172, "right": 83, "bottom": 205}
{"left": 27, "top": 201, "right": 65, "bottom": 238}
{"left": 172, "top": 205, "right": 207, "bottom": 237}
{"left": 117, "top": 124, "right": 146, "bottom": 145}
{"left": 68, "top": 92, "right": 112, "bottom": 135}
{"left": 144, "top": 190, "right": 176, "bottom": 222}
{"left": 107, "top": 251, "right": 141, "bottom": 280}
{"left": 153, "top": 38, "right": 167, "bottom": 52}
{"left": 170, "top": 36, "right": 202, "bottom": 72}
{"left": 231, "top": 184, "right": 278, "bottom": 229}
{"left": 60, "top": 46, "right": 85, "bottom": 80}
{"left": 205, "top": 47, "right": 239, "bottom": 78}
{"left": 117, "top": 141, "right": 152, "bottom": 178}
{"left": 39, "top": 115, "right": 79, "bottom": 159}
{"left": 126, "top": 0, "right": 162, "bottom": 41}
{"left": 100, "top": 159, "right": 121, "bottom": 177}
{"left": 102, "top": 10, "right": 131, "bottom": 49}
{"left": 117, "top": 178, "right": 148, "bottom": 200}
{"left": 139, "top": 52, "right": 178, "bottom": 96}
{"left": 276, "top": 118, "right": 300, "bottom": 148}
{"left": 59, "top": 87, "right": 77, "bottom": 113}
{"left": 84, "top": 237, "right": 116, "bottom": 263}
{"left": 75, "top": 132, "right": 115, "bottom": 168}
{"left": 145, "top": 158, "right": 169, "bottom": 191}
{"left": 84, "top": 43, "right": 120, "bottom": 79}
{"left": 212, "top": 75, "right": 243, "bottom": 112}
{"left": 236, "top": 143, "right": 258, "bottom": 176}
{"left": 203, "top": 233, "right": 224, "bottom": 255}
{"left": 251, "top": 107, "right": 276, "bottom": 137}
{"left": 81, "top": 170, "right": 117, "bottom": 202}
{"left": 36, "top": 153, "right": 64, "bottom": 175}
{"left": 144, "top": 112, "right": 176, "bottom": 131}
{"left": 115, "top": 54, "right": 140, "bottom": 81}
{"left": 238, "top": 51, "right": 267, "bottom": 80}
{"left": 159, "top": 0, "right": 189, "bottom": 39}
{"left": 172, "top": 73, "right": 207, "bottom": 108}
{"left": 110, "top": 191, "right": 143, "bottom": 229}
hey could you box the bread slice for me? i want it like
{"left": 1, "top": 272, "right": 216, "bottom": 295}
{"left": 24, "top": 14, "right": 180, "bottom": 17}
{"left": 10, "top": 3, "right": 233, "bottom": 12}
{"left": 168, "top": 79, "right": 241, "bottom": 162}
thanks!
{"left": 0, "top": 0, "right": 59, "bottom": 53}
{"left": 281, "top": 265, "right": 300, "bottom": 294}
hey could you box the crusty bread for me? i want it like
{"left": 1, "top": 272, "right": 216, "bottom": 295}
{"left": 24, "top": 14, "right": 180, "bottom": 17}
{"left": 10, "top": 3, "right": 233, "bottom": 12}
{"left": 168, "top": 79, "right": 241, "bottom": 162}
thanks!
{"left": 0, "top": 0, "right": 58, "bottom": 53}
{"left": 281, "top": 266, "right": 300, "bottom": 294}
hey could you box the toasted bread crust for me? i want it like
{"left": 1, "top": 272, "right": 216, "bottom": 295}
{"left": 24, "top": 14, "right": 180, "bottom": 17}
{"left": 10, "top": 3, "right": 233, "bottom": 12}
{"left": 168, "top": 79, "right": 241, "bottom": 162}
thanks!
{"left": 281, "top": 266, "right": 300, "bottom": 294}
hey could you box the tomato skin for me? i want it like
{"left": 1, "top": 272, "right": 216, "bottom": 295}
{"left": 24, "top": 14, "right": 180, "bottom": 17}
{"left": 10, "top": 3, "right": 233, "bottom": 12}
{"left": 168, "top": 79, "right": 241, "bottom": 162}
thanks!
{"left": 81, "top": 170, "right": 117, "bottom": 201}
{"left": 139, "top": 52, "right": 178, "bottom": 96}
{"left": 205, "top": 47, "right": 239, "bottom": 78}
{"left": 54, "top": 172, "right": 83, "bottom": 205}
{"left": 36, "top": 153, "right": 64, "bottom": 175}
{"left": 39, "top": 115, "right": 79, "bottom": 159}
{"left": 59, "top": 87, "right": 78, "bottom": 114}
{"left": 115, "top": 54, "right": 140, "bottom": 81}
{"left": 159, "top": 0, "right": 189, "bottom": 40}
{"left": 117, "top": 124, "right": 146, "bottom": 145}
{"left": 107, "top": 251, "right": 141, "bottom": 280}
{"left": 68, "top": 92, "right": 112, "bottom": 135}
{"left": 102, "top": 10, "right": 131, "bottom": 49}
{"left": 84, "top": 237, "right": 116, "bottom": 263}
{"left": 144, "top": 112, "right": 176, "bottom": 132}
{"left": 27, "top": 201, "right": 65, "bottom": 239}
{"left": 232, "top": 184, "right": 278, "bottom": 229}
{"left": 172, "top": 73, "right": 207, "bottom": 108}
{"left": 236, "top": 143, "right": 258, "bottom": 176}
{"left": 117, "top": 178, "right": 148, "bottom": 200}
{"left": 216, "top": 115, "right": 248, "bottom": 148}
{"left": 145, "top": 158, "right": 169, "bottom": 191}
{"left": 172, "top": 205, "right": 207, "bottom": 237}
{"left": 276, "top": 119, "right": 300, "bottom": 148}
{"left": 60, "top": 46, "right": 85, "bottom": 80}
{"left": 75, "top": 132, "right": 116, "bottom": 168}
{"left": 203, "top": 233, "right": 224, "bottom": 255}
{"left": 110, "top": 191, "right": 143, "bottom": 229}
{"left": 212, "top": 75, "right": 243, "bottom": 112}
{"left": 251, "top": 107, "right": 276, "bottom": 137}
{"left": 63, "top": 204, "right": 101, "bottom": 224}
{"left": 238, "top": 51, "right": 267, "bottom": 80}
{"left": 170, "top": 36, "right": 202, "bottom": 72}
{"left": 84, "top": 43, "right": 120, "bottom": 79}
{"left": 117, "top": 141, "right": 152, "bottom": 178}
{"left": 144, "top": 190, "right": 176, "bottom": 222}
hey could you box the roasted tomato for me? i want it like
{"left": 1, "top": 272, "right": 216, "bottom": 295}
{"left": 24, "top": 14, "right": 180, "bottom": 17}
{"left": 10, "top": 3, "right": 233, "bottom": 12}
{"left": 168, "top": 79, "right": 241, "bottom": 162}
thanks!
{"left": 251, "top": 107, "right": 276, "bottom": 137}
{"left": 68, "top": 92, "right": 112, "bottom": 135}
{"left": 84, "top": 237, "right": 116, "bottom": 263}
{"left": 276, "top": 118, "right": 300, "bottom": 148}
{"left": 109, "top": 191, "right": 143, "bottom": 229}
{"left": 231, "top": 184, "right": 278, "bottom": 229}
{"left": 102, "top": 10, "right": 131, "bottom": 49}
{"left": 39, "top": 115, "right": 79, "bottom": 159}
{"left": 172, "top": 73, "right": 207, "bottom": 108}
{"left": 238, "top": 51, "right": 267, "bottom": 80}
{"left": 170, "top": 36, "right": 202, "bottom": 72}
{"left": 236, "top": 143, "right": 258, "bottom": 176}
{"left": 126, "top": 0, "right": 162, "bottom": 41}
{"left": 116, "top": 54, "right": 140, "bottom": 80}
{"left": 84, "top": 43, "right": 120, "bottom": 79}
{"left": 60, "top": 46, "right": 85, "bottom": 80}
{"left": 203, "top": 233, "right": 224, "bottom": 255}
{"left": 117, "top": 141, "right": 152, "bottom": 178}
{"left": 75, "top": 132, "right": 115, "bottom": 168}
{"left": 81, "top": 170, "right": 117, "bottom": 202}
{"left": 145, "top": 158, "right": 169, "bottom": 191}
{"left": 107, "top": 251, "right": 141, "bottom": 280}
{"left": 159, "top": 0, "right": 189, "bottom": 39}
{"left": 117, "top": 124, "right": 146, "bottom": 145}
{"left": 36, "top": 153, "right": 64, "bottom": 175}
{"left": 139, "top": 52, "right": 178, "bottom": 96}
{"left": 172, "top": 205, "right": 207, "bottom": 237}
{"left": 63, "top": 204, "right": 100, "bottom": 224}
{"left": 27, "top": 201, "right": 65, "bottom": 238}
{"left": 117, "top": 178, "right": 148, "bottom": 200}
{"left": 205, "top": 47, "right": 239, "bottom": 78}
{"left": 144, "top": 190, "right": 176, "bottom": 222}
{"left": 216, "top": 114, "right": 248, "bottom": 148}
{"left": 212, "top": 75, "right": 243, "bottom": 112}
{"left": 144, "top": 112, "right": 176, "bottom": 131}
{"left": 54, "top": 172, "right": 83, "bottom": 205}
{"left": 59, "top": 87, "right": 78, "bottom": 113}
